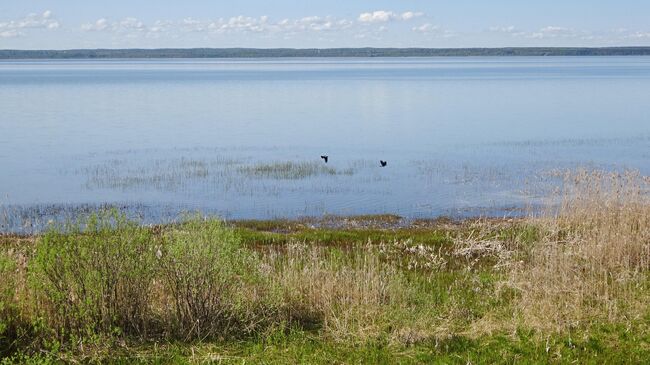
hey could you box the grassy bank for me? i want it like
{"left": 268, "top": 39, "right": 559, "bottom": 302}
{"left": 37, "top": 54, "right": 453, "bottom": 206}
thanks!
{"left": 1, "top": 170, "right": 649, "bottom": 363}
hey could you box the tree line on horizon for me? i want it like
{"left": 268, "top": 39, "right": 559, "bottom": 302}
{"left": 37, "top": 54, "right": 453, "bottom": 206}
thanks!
{"left": 2, "top": 47, "right": 650, "bottom": 59}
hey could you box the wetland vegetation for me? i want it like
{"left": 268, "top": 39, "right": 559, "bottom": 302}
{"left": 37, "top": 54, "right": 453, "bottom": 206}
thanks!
{"left": 237, "top": 161, "right": 354, "bottom": 180}
{"left": 1, "top": 169, "right": 649, "bottom": 363}
{"left": 77, "top": 156, "right": 360, "bottom": 191}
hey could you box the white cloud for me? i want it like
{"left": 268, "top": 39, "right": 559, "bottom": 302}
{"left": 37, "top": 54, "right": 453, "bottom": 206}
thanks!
{"left": 627, "top": 31, "right": 650, "bottom": 39}
{"left": 540, "top": 26, "right": 574, "bottom": 35}
{"left": 144, "top": 15, "right": 354, "bottom": 37}
{"left": 68, "top": 13, "right": 650, "bottom": 47}
{"left": 218, "top": 16, "right": 270, "bottom": 33}
{"left": 400, "top": 12, "right": 423, "bottom": 21}
{"left": 530, "top": 26, "right": 585, "bottom": 39}
{"left": 286, "top": 16, "right": 352, "bottom": 32}
{"left": 486, "top": 25, "right": 650, "bottom": 43}
{"left": 115, "top": 17, "right": 146, "bottom": 32}
{"left": 486, "top": 25, "right": 595, "bottom": 40}
{"left": 181, "top": 17, "right": 207, "bottom": 32}
{"left": 412, "top": 23, "right": 440, "bottom": 33}
{"left": 0, "top": 10, "right": 60, "bottom": 35}
{"left": 149, "top": 20, "right": 173, "bottom": 33}
{"left": 600, "top": 27, "right": 650, "bottom": 41}
{"left": 74, "top": 11, "right": 427, "bottom": 42}
{"left": 81, "top": 17, "right": 146, "bottom": 33}
{"left": 412, "top": 23, "right": 455, "bottom": 38}
{"left": 0, "top": 29, "right": 23, "bottom": 38}
{"left": 81, "top": 18, "right": 109, "bottom": 31}
{"left": 358, "top": 10, "right": 423, "bottom": 23}
{"left": 489, "top": 25, "right": 517, "bottom": 33}
{"left": 487, "top": 25, "right": 529, "bottom": 38}
{"left": 359, "top": 11, "right": 393, "bottom": 23}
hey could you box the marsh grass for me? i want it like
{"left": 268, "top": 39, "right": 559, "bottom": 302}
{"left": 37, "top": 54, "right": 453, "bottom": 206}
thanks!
{"left": 77, "top": 155, "right": 286, "bottom": 192}
{"left": 450, "top": 169, "right": 650, "bottom": 333}
{"left": 237, "top": 161, "right": 354, "bottom": 180}
{"left": 266, "top": 242, "right": 407, "bottom": 342}
{"left": 507, "top": 169, "right": 650, "bottom": 331}
{"left": 76, "top": 157, "right": 358, "bottom": 200}
{"left": 81, "top": 158, "right": 218, "bottom": 190}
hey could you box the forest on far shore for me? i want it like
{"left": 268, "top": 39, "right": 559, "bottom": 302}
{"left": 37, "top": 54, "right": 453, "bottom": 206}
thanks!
{"left": 2, "top": 47, "right": 650, "bottom": 59}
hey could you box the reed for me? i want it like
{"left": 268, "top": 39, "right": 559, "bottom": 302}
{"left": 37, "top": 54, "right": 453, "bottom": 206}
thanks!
{"left": 266, "top": 242, "right": 406, "bottom": 342}
{"left": 509, "top": 169, "right": 650, "bottom": 330}
{"left": 237, "top": 161, "right": 352, "bottom": 180}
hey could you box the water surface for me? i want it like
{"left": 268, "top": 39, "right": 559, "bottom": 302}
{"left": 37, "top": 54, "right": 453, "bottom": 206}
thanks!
{"left": 1, "top": 57, "right": 649, "bottom": 232}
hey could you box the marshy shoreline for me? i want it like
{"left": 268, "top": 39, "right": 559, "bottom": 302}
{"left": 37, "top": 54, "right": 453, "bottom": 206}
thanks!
{"left": 1, "top": 169, "right": 650, "bottom": 363}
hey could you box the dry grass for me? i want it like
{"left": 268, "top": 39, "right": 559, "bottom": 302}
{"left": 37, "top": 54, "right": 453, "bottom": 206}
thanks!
{"left": 266, "top": 242, "right": 406, "bottom": 342}
{"left": 508, "top": 169, "right": 650, "bottom": 331}
{"left": 379, "top": 238, "right": 448, "bottom": 271}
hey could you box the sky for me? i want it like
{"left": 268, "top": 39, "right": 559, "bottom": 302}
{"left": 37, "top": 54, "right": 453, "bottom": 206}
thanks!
{"left": 1, "top": 1, "right": 650, "bottom": 49}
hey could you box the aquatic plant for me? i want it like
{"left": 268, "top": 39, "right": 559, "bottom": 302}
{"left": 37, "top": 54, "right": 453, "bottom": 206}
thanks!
{"left": 237, "top": 161, "right": 353, "bottom": 180}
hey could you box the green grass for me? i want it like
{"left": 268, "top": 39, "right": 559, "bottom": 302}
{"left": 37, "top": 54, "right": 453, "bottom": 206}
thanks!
{"left": 4, "top": 324, "right": 649, "bottom": 364}
{"left": 235, "top": 227, "right": 450, "bottom": 247}
{"left": 231, "top": 218, "right": 452, "bottom": 247}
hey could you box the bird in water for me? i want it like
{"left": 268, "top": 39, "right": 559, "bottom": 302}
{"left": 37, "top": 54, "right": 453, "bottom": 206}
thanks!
{"left": 380, "top": 160, "right": 387, "bottom": 167}
{"left": 321, "top": 155, "right": 329, "bottom": 163}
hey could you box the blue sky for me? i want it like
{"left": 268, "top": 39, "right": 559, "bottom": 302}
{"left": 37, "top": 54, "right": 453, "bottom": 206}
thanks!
{"left": 2, "top": 1, "right": 650, "bottom": 49}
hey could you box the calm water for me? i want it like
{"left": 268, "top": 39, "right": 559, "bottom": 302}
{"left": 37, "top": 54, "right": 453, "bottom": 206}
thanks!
{"left": 1, "top": 57, "right": 650, "bottom": 232}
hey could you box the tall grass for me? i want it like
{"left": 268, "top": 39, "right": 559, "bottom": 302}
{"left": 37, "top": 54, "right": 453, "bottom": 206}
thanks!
{"left": 508, "top": 169, "right": 650, "bottom": 330}
{"left": 267, "top": 243, "right": 407, "bottom": 342}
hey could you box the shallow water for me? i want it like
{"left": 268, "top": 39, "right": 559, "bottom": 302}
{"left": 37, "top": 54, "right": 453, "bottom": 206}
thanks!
{"left": 1, "top": 57, "right": 650, "bottom": 232}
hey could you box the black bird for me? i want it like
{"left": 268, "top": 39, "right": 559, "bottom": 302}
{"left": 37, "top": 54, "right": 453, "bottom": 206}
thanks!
{"left": 321, "top": 155, "right": 329, "bottom": 163}
{"left": 380, "top": 160, "right": 387, "bottom": 167}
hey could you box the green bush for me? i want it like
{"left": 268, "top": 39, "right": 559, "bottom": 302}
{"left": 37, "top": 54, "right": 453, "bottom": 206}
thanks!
{"left": 0, "top": 250, "right": 18, "bottom": 356}
{"left": 30, "top": 210, "right": 157, "bottom": 340}
{"left": 159, "top": 217, "right": 279, "bottom": 339}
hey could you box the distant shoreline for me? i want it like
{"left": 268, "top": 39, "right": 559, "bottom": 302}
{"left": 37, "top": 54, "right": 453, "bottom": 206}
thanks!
{"left": 2, "top": 47, "right": 650, "bottom": 59}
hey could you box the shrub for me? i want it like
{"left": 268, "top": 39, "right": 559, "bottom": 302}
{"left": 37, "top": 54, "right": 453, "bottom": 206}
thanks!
{"left": 158, "top": 217, "right": 279, "bottom": 339}
{"left": 30, "top": 210, "right": 157, "bottom": 340}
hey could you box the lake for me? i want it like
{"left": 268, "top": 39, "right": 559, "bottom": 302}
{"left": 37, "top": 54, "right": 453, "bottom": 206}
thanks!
{"left": 1, "top": 57, "right": 650, "bottom": 232}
